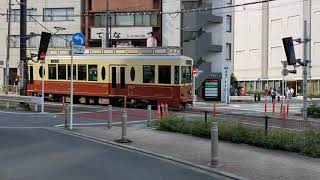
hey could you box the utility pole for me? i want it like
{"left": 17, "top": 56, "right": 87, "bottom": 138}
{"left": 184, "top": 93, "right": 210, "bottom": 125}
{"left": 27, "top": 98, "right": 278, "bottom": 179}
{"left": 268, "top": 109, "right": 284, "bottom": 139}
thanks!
{"left": 5, "top": 0, "right": 12, "bottom": 95}
{"left": 105, "top": 0, "right": 109, "bottom": 48}
{"left": 302, "top": 0, "right": 311, "bottom": 121}
{"left": 20, "top": 0, "right": 27, "bottom": 96}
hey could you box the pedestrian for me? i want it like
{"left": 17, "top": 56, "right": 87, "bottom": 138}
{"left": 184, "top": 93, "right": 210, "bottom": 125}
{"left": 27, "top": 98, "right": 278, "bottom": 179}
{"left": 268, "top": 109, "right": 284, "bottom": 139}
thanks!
{"left": 290, "top": 87, "right": 295, "bottom": 97}
{"left": 146, "top": 32, "right": 157, "bottom": 47}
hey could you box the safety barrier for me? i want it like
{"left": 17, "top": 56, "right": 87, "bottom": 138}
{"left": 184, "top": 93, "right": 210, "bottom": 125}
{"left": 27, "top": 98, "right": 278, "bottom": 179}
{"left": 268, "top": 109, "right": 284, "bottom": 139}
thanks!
{"left": 0, "top": 94, "right": 42, "bottom": 111}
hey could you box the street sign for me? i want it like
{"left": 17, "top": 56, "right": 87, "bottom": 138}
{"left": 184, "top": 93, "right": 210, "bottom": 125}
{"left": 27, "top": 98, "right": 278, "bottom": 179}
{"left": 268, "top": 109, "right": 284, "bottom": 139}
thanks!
{"left": 192, "top": 68, "right": 199, "bottom": 78}
{"left": 281, "top": 69, "right": 289, "bottom": 76}
{"left": 72, "top": 32, "right": 85, "bottom": 46}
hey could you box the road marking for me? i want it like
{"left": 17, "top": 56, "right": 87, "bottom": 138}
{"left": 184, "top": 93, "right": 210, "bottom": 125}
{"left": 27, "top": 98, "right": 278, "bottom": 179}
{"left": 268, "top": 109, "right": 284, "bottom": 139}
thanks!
{"left": 53, "top": 119, "right": 154, "bottom": 127}
{"left": 0, "top": 127, "right": 47, "bottom": 129}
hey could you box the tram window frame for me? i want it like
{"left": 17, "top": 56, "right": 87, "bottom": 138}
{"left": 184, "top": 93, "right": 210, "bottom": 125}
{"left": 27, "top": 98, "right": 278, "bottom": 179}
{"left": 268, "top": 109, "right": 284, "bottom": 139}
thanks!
{"left": 39, "top": 65, "right": 45, "bottom": 78}
{"left": 78, "top": 64, "right": 87, "bottom": 81}
{"left": 101, "top": 66, "right": 106, "bottom": 81}
{"left": 158, "top": 66, "right": 171, "bottom": 84}
{"left": 130, "top": 67, "right": 135, "bottom": 81}
{"left": 143, "top": 65, "right": 155, "bottom": 83}
{"left": 58, "top": 64, "right": 66, "bottom": 80}
{"left": 88, "top": 65, "right": 98, "bottom": 81}
{"left": 48, "top": 64, "right": 57, "bottom": 80}
{"left": 181, "top": 66, "right": 192, "bottom": 84}
{"left": 67, "top": 64, "right": 76, "bottom": 80}
{"left": 174, "top": 66, "right": 180, "bottom": 84}
{"left": 120, "top": 67, "right": 125, "bottom": 88}
{"left": 111, "top": 67, "right": 116, "bottom": 88}
{"left": 29, "top": 66, "right": 34, "bottom": 84}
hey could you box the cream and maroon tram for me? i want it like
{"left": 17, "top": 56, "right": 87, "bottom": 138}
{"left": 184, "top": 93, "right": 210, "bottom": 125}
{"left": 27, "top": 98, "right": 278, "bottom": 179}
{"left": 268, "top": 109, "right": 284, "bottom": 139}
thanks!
{"left": 27, "top": 47, "right": 193, "bottom": 108}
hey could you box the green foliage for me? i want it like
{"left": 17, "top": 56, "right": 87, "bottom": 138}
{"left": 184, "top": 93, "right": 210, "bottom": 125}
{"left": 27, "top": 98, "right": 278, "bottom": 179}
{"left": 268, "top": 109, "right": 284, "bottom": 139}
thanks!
{"left": 307, "top": 102, "right": 320, "bottom": 117}
{"left": 157, "top": 115, "right": 320, "bottom": 158}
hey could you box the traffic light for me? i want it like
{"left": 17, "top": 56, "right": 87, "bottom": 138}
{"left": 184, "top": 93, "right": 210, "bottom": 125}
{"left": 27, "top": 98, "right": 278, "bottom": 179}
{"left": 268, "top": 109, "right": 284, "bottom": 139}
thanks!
{"left": 282, "top": 37, "right": 297, "bottom": 66}
{"left": 38, "top": 32, "right": 52, "bottom": 61}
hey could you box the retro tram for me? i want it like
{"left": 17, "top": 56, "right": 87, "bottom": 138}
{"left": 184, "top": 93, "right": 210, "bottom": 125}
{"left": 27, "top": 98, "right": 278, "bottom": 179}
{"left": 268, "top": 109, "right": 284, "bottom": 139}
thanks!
{"left": 26, "top": 47, "right": 193, "bottom": 108}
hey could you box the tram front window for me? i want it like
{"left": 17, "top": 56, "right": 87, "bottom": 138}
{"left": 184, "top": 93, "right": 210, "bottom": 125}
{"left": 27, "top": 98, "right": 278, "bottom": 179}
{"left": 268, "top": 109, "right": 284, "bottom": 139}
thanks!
{"left": 181, "top": 66, "right": 191, "bottom": 84}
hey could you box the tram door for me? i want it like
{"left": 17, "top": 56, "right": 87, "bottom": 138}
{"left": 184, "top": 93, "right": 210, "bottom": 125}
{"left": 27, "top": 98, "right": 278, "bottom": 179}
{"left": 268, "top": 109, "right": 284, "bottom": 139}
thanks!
{"left": 109, "top": 65, "right": 127, "bottom": 96}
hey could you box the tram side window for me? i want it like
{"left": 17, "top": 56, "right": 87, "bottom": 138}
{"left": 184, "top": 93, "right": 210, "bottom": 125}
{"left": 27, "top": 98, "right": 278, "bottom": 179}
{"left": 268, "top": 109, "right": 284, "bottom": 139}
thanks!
{"left": 143, "top": 65, "right": 155, "bottom": 83}
{"left": 88, "top": 65, "right": 98, "bottom": 81}
{"left": 78, "top": 64, "right": 87, "bottom": 81}
{"left": 68, "top": 64, "right": 76, "bottom": 80}
{"left": 58, "top": 64, "right": 66, "bottom": 80}
{"left": 174, "top": 66, "right": 180, "bottom": 84}
{"left": 158, "top": 66, "right": 171, "bottom": 84}
{"left": 29, "top": 66, "right": 33, "bottom": 84}
{"left": 181, "top": 66, "right": 192, "bottom": 83}
{"left": 48, "top": 64, "right": 57, "bottom": 80}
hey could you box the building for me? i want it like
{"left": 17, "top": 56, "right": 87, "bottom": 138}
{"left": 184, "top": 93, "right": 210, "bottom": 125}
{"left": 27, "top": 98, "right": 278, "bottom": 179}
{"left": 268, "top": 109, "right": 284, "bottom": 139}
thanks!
{"left": 0, "top": 0, "right": 81, "bottom": 87}
{"left": 234, "top": 0, "right": 320, "bottom": 96}
{"left": 83, "top": 0, "right": 161, "bottom": 47}
{"left": 162, "top": 0, "right": 234, "bottom": 102}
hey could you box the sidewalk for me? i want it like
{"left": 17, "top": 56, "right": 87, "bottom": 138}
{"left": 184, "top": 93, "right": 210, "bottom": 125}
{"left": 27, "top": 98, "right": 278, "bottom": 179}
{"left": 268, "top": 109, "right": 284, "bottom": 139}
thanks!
{"left": 70, "top": 125, "right": 320, "bottom": 180}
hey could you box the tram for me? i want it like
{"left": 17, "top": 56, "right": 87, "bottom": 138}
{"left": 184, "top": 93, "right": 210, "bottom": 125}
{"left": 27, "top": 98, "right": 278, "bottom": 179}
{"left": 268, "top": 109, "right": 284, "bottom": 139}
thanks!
{"left": 27, "top": 47, "right": 193, "bottom": 108}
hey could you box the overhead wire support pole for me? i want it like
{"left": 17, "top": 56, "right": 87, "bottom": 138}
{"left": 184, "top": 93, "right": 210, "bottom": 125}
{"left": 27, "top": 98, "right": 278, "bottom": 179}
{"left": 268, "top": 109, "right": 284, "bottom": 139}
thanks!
{"left": 5, "top": 0, "right": 12, "bottom": 95}
{"left": 20, "top": 0, "right": 27, "bottom": 96}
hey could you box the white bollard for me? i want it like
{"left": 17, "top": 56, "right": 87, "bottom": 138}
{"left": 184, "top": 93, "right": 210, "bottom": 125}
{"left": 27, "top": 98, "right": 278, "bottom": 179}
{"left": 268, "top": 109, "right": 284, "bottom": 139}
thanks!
{"left": 122, "top": 110, "right": 127, "bottom": 141}
{"left": 6, "top": 102, "right": 10, "bottom": 109}
{"left": 34, "top": 104, "right": 38, "bottom": 112}
{"left": 211, "top": 122, "right": 219, "bottom": 167}
{"left": 108, "top": 105, "right": 112, "bottom": 129}
{"left": 147, "top": 105, "right": 152, "bottom": 127}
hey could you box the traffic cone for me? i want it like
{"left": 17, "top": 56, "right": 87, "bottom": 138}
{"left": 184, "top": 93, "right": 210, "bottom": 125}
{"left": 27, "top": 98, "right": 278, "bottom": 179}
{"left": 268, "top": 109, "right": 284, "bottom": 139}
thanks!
{"left": 61, "top": 96, "right": 65, "bottom": 112}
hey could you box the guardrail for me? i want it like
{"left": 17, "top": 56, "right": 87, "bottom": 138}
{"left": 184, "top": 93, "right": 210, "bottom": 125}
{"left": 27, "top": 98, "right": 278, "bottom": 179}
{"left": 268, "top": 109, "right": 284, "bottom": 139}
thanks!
{"left": 0, "top": 94, "right": 42, "bottom": 111}
{"left": 230, "top": 96, "right": 255, "bottom": 102}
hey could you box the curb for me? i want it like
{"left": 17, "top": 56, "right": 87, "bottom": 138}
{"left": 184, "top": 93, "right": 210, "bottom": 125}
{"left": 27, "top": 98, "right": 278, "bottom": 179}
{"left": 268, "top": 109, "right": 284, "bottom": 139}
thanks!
{"left": 49, "top": 127, "right": 248, "bottom": 180}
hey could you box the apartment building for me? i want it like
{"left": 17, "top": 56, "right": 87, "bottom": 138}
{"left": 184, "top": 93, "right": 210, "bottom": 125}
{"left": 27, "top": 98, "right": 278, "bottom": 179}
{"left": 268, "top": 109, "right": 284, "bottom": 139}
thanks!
{"left": 0, "top": 0, "right": 81, "bottom": 86}
{"left": 162, "top": 0, "right": 234, "bottom": 102}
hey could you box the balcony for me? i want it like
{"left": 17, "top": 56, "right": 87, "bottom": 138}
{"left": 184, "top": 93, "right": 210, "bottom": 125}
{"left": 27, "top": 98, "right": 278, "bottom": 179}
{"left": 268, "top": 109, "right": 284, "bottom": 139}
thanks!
{"left": 183, "top": 32, "right": 222, "bottom": 63}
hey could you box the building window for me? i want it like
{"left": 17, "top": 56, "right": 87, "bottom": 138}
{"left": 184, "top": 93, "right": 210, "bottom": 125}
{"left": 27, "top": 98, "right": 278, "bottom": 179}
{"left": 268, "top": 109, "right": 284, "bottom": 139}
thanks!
{"left": 116, "top": 15, "right": 134, "bottom": 26}
{"left": 181, "top": 66, "right": 191, "bottom": 84}
{"left": 78, "top": 65, "right": 87, "bottom": 81}
{"left": 58, "top": 64, "right": 66, "bottom": 80}
{"left": 9, "top": 35, "right": 37, "bottom": 48}
{"left": 43, "top": 8, "right": 74, "bottom": 21}
{"left": 48, "top": 64, "right": 57, "bottom": 80}
{"left": 9, "top": 9, "right": 36, "bottom": 22}
{"left": 143, "top": 65, "right": 155, "bottom": 83}
{"left": 88, "top": 65, "right": 98, "bottom": 81}
{"left": 158, "top": 66, "right": 171, "bottom": 84}
{"left": 49, "top": 34, "right": 72, "bottom": 48}
{"left": 226, "top": 15, "right": 232, "bottom": 32}
{"left": 226, "top": 43, "right": 232, "bottom": 60}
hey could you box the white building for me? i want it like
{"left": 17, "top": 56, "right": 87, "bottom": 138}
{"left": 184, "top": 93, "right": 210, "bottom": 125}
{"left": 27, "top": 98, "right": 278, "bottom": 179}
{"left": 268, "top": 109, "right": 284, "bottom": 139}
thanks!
{"left": 162, "top": 0, "right": 234, "bottom": 102}
{"left": 0, "top": 0, "right": 81, "bottom": 87}
{"left": 234, "top": 0, "right": 320, "bottom": 95}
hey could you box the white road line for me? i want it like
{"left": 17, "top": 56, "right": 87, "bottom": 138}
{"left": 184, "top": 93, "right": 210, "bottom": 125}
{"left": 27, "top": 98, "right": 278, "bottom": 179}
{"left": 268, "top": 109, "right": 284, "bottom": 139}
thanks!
{"left": 0, "top": 127, "right": 47, "bottom": 129}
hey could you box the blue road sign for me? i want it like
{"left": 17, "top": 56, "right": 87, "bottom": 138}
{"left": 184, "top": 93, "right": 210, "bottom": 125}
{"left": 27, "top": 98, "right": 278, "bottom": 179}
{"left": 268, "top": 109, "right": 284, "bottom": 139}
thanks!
{"left": 72, "top": 32, "right": 85, "bottom": 46}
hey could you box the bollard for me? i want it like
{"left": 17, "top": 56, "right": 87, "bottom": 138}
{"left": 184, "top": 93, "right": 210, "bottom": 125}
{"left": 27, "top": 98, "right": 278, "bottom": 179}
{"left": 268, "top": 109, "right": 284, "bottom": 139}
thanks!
{"left": 213, "top": 104, "right": 216, "bottom": 119}
{"left": 122, "top": 110, "right": 127, "bottom": 141}
{"left": 164, "top": 103, "right": 168, "bottom": 118}
{"left": 6, "top": 102, "right": 10, "bottom": 109}
{"left": 108, "top": 105, "right": 112, "bottom": 129}
{"left": 272, "top": 100, "right": 275, "bottom": 113}
{"left": 280, "top": 101, "right": 283, "bottom": 114}
{"left": 286, "top": 100, "right": 289, "bottom": 116}
{"left": 205, "top": 111, "right": 208, "bottom": 123}
{"left": 210, "top": 122, "right": 219, "bottom": 167}
{"left": 64, "top": 104, "right": 69, "bottom": 129}
{"left": 34, "top": 104, "right": 38, "bottom": 112}
{"left": 264, "top": 96, "right": 267, "bottom": 113}
{"left": 265, "top": 116, "right": 269, "bottom": 136}
{"left": 61, "top": 96, "right": 65, "bottom": 112}
{"left": 147, "top": 105, "right": 152, "bottom": 127}
{"left": 157, "top": 104, "right": 161, "bottom": 120}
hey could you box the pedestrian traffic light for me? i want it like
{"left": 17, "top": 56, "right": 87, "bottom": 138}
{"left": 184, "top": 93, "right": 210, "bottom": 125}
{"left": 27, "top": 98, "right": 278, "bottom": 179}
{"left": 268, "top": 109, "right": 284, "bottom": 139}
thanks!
{"left": 282, "top": 37, "right": 297, "bottom": 66}
{"left": 38, "top": 32, "right": 52, "bottom": 61}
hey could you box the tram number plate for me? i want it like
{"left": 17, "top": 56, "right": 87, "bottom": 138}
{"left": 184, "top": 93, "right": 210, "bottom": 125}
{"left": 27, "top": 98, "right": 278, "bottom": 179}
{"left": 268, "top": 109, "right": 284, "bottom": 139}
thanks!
{"left": 72, "top": 45, "right": 85, "bottom": 55}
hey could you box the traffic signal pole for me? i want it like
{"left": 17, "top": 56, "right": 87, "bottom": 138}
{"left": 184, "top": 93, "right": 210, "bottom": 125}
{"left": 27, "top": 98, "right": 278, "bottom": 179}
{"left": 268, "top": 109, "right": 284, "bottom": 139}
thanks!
{"left": 302, "top": 0, "right": 311, "bottom": 121}
{"left": 20, "top": 0, "right": 27, "bottom": 96}
{"left": 5, "top": 0, "right": 12, "bottom": 95}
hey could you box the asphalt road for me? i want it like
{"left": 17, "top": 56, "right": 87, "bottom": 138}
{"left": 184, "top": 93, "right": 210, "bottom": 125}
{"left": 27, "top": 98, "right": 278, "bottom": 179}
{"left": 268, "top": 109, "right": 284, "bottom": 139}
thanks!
{"left": 0, "top": 128, "right": 219, "bottom": 180}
